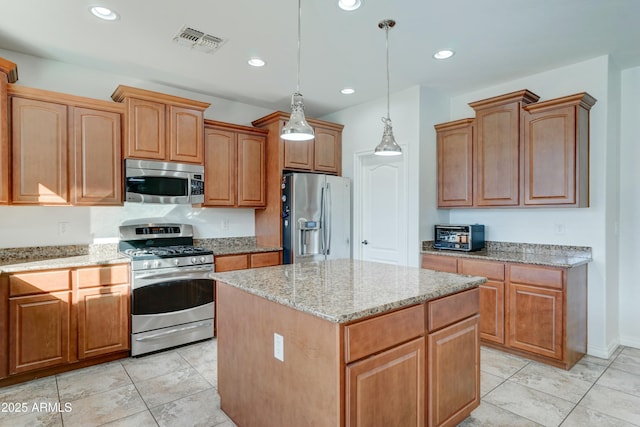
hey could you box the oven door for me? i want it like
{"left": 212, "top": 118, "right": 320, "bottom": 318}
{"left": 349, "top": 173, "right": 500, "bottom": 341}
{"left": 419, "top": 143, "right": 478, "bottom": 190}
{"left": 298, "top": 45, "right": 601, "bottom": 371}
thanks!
{"left": 131, "top": 265, "right": 214, "bottom": 334}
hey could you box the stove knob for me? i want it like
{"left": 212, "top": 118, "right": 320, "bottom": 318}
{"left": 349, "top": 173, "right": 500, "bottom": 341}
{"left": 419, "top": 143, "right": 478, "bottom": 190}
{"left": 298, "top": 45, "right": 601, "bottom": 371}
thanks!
{"left": 143, "top": 261, "right": 150, "bottom": 269}
{"left": 174, "top": 259, "right": 180, "bottom": 266}
{"left": 200, "top": 256, "right": 206, "bottom": 264}
{"left": 154, "top": 260, "right": 160, "bottom": 268}
{"left": 191, "top": 257, "right": 197, "bottom": 264}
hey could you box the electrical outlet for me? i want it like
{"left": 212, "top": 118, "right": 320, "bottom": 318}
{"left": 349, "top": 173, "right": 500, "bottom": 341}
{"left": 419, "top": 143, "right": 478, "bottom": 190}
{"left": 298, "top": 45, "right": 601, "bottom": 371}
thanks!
{"left": 221, "top": 219, "right": 230, "bottom": 230}
{"left": 554, "top": 223, "right": 566, "bottom": 235}
{"left": 58, "top": 221, "right": 69, "bottom": 236}
{"left": 274, "top": 333, "right": 284, "bottom": 362}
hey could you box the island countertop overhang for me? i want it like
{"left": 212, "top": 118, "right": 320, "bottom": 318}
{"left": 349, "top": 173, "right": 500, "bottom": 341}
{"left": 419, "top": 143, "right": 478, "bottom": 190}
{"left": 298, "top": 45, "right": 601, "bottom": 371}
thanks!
{"left": 211, "top": 259, "right": 486, "bottom": 323}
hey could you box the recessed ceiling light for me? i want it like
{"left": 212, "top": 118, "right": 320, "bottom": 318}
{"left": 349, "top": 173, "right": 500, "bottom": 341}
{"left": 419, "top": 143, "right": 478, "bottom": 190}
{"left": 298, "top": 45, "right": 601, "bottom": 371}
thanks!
{"left": 89, "top": 6, "right": 119, "bottom": 21}
{"left": 340, "top": 88, "right": 355, "bottom": 95}
{"left": 248, "top": 58, "right": 266, "bottom": 67}
{"left": 433, "top": 49, "right": 455, "bottom": 60}
{"left": 338, "top": 0, "right": 362, "bottom": 11}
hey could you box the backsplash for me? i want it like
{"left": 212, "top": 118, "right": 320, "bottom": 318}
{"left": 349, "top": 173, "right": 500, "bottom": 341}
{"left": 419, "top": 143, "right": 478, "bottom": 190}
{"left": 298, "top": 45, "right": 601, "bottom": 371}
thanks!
{"left": 421, "top": 240, "right": 592, "bottom": 258}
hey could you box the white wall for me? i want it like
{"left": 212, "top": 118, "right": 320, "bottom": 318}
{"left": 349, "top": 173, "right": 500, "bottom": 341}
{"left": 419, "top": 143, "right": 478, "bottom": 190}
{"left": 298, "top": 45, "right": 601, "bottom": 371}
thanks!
{"left": 0, "top": 48, "right": 274, "bottom": 247}
{"left": 619, "top": 65, "right": 640, "bottom": 348}
{"left": 446, "top": 56, "right": 616, "bottom": 357}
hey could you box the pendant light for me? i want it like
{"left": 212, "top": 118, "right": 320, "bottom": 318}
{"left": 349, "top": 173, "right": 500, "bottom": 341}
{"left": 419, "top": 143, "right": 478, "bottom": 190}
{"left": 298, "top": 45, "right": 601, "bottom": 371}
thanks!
{"left": 281, "top": 0, "right": 314, "bottom": 141}
{"left": 374, "top": 19, "right": 402, "bottom": 156}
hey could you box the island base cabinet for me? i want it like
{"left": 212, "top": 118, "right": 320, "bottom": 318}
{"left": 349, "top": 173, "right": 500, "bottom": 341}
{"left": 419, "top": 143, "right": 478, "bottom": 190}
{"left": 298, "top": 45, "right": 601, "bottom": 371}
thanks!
{"left": 428, "top": 315, "right": 480, "bottom": 427}
{"left": 346, "top": 337, "right": 425, "bottom": 427}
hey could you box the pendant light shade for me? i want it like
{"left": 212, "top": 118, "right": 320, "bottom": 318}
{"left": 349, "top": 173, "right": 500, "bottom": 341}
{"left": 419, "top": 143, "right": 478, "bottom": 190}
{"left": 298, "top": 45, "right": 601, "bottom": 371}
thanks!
{"left": 281, "top": 0, "right": 314, "bottom": 141}
{"left": 374, "top": 19, "right": 402, "bottom": 156}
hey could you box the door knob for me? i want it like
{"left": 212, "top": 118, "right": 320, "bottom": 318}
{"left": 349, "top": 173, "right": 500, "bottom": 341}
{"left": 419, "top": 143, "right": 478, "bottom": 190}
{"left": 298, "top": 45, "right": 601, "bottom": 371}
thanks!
{"left": 361, "top": 240, "right": 368, "bottom": 245}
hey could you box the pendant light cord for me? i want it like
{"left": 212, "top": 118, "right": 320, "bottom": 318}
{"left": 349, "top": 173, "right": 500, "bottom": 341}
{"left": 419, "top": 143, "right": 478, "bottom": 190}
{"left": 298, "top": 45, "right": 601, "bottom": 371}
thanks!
{"left": 296, "top": 0, "right": 302, "bottom": 93}
{"left": 385, "top": 23, "right": 390, "bottom": 122}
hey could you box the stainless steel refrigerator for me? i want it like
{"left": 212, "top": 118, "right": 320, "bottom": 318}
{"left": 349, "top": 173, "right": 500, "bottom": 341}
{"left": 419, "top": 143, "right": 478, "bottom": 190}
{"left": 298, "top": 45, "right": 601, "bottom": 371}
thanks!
{"left": 282, "top": 173, "right": 351, "bottom": 264}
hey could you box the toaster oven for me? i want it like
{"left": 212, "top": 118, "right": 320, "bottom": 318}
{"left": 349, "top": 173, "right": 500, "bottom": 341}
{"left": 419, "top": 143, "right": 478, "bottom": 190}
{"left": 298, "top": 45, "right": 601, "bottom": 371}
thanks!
{"left": 434, "top": 224, "right": 485, "bottom": 252}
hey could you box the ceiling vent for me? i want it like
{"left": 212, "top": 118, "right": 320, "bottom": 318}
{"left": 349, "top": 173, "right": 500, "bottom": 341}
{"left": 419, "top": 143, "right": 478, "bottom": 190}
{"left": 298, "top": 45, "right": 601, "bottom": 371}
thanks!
{"left": 173, "top": 26, "right": 226, "bottom": 54}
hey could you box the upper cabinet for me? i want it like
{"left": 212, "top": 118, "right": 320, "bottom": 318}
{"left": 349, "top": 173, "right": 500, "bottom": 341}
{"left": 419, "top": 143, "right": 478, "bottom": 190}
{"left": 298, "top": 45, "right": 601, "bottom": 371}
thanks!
{"left": 0, "top": 57, "right": 18, "bottom": 205}
{"left": 435, "top": 89, "right": 596, "bottom": 209}
{"left": 251, "top": 111, "right": 344, "bottom": 248}
{"left": 111, "top": 85, "right": 210, "bottom": 164}
{"left": 469, "top": 90, "right": 540, "bottom": 207}
{"left": 522, "top": 93, "right": 596, "bottom": 207}
{"left": 203, "top": 120, "right": 267, "bottom": 208}
{"left": 8, "top": 85, "right": 124, "bottom": 206}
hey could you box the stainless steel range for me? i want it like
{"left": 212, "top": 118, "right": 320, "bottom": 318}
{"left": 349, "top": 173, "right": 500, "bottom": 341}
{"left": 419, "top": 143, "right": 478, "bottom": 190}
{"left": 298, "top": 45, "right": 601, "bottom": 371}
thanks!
{"left": 119, "top": 222, "right": 214, "bottom": 356}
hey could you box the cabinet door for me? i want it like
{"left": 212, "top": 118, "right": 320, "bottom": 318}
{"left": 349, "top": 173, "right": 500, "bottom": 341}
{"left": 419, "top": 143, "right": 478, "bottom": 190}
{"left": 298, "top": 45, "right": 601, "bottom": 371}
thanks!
{"left": 428, "top": 315, "right": 480, "bottom": 427}
{"left": 474, "top": 103, "right": 520, "bottom": 206}
{"left": 522, "top": 105, "right": 577, "bottom": 206}
{"left": 314, "top": 126, "right": 340, "bottom": 174}
{"left": 283, "top": 139, "right": 313, "bottom": 171}
{"left": 237, "top": 132, "right": 266, "bottom": 207}
{"left": 9, "top": 291, "right": 73, "bottom": 374}
{"left": 126, "top": 98, "right": 165, "bottom": 160}
{"left": 0, "top": 72, "right": 8, "bottom": 204}
{"left": 77, "top": 284, "right": 130, "bottom": 359}
{"left": 508, "top": 283, "right": 563, "bottom": 360}
{"left": 70, "top": 107, "right": 122, "bottom": 205}
{"left": 421, "top": 254, "right": 458, "bottom": 273}
{"left": 204, "top": 127, "right": 236, "bottom": 206}
{"left": 346, "top": 337, "right": 425, "bottom": 427}
{"left": 168, "top": 105, "right": 204, "bottom": 164}
{"left": 436, "top": 120, "right": 474, "bottom": 207}
{"left": 11, "top": 97, "right": 68, "bottom": 204}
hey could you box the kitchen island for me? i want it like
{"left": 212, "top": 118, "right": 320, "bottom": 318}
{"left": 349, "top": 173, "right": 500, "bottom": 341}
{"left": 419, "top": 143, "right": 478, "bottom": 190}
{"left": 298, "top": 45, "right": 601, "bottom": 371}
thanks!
{"left": 211, "top": 259, "right": 487, "bottom": 427}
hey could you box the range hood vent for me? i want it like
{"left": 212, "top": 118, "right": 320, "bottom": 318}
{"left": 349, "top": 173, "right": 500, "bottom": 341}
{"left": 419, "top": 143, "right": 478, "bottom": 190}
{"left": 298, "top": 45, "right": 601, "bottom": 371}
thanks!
{"left": 173, "top": 26, "right": 226, "bottom": 54}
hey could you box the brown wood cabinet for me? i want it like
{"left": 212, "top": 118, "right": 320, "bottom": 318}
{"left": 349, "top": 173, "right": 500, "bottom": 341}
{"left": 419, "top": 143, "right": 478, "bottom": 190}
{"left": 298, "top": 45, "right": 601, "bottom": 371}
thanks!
{"left": 111, "top": 85, "right": 210, "bottom": 164}
{"left": 435, "top": 119, "right": 475, "bottom": 207}
{"left": 1, "top": 264, "right": 131, "bottom": 384}
{"left": 522, "top": 93, "right": 596, "bottom": 207}
{"left": 215, "top": 251, "right": 281, "bottom": 272}
{"left": 203, "top": 121, "right": 267, "bottom": 207}
{"left": 8, "top": 85, "right": 124, "bottom": 206}
{"left": 436, "top": 89, "right": 595, "bottom": 208}
{"left": 252, "top": 112, "right": 344, "bottom": 248}
{"left": 74, "top": 265, "right": 130, "bottom": 359}
{"left": 70, "top": 107, "right": 122, "bottom": 205}
{"left": 470, "top": 90, "right": 539, "bottom": 206}
{"left": 0, "top": 57, "right": 17, "bottom": 204}
{"left": 421, "top": 253, "right": 588, "bottom": 369}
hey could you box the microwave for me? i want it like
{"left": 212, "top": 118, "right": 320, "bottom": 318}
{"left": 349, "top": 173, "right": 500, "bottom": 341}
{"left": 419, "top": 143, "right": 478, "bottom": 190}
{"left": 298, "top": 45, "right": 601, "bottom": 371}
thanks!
{"left": 125, "top": 159, "right": 205, "bottom": 204}
{"left": 434, "top": 224, "right": 485, "bottom": 252}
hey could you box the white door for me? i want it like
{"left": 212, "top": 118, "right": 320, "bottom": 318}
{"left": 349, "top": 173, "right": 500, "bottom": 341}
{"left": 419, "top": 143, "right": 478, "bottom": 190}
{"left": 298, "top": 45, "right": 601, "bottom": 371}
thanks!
{"left": 356, "top": 153, "right": 407, "bottom": 265}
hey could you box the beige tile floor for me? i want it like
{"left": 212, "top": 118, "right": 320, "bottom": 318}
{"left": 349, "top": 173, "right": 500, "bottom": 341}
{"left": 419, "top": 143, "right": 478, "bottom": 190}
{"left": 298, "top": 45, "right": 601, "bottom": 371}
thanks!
{"left": 0, "top": 340, "right": 639, "bottom": 427}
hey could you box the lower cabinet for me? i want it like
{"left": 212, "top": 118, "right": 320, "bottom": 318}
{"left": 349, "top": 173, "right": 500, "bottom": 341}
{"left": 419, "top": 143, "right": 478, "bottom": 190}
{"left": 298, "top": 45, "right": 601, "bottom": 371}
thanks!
{"left": 346, "top": 338, "right": 425, "bottom": 427}
{"left": 1, "top": 264, "right": 130, "bottom": 383}
{"left": 215, "top": 251, "right": 281, "bottom": 272}
{"left": 421, "top": 253, "right": 587, "bottom": 369}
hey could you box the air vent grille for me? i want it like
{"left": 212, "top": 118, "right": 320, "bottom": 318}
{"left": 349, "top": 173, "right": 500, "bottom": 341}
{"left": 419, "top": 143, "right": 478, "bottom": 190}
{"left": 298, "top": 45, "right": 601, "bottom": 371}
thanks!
{"left": 173, "top": 26, "right": 227, "bottom": 54}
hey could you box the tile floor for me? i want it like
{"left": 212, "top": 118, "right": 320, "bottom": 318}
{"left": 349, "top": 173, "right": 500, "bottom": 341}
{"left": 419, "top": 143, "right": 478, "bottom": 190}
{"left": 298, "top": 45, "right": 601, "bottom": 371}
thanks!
{"left": 0, "top": 340, "right": 639, "bottom": 427}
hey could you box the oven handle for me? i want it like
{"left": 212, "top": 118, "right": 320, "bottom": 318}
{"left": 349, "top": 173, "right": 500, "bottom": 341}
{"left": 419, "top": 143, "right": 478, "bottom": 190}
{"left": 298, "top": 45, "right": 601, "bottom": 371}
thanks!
{"left": 134, "top": 321, "right": 213, "bottom": 342}
{"left": 134, "top": 265, "right": 212, "bottom": 281}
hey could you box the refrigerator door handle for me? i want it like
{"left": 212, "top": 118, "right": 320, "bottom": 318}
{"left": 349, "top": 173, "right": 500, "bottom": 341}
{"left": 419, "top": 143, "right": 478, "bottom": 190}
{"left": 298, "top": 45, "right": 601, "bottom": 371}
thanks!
{"left": 320, "top": 185, "right": 327, "bottom": 255}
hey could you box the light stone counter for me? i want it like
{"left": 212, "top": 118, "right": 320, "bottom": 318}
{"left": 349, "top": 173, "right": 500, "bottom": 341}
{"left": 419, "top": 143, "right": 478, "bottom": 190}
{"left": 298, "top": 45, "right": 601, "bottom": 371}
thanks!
{"left": 0, "top": 254, "right": 129, "bottom": 274}
{"left": 211, "top": 258, "right": 486, "bottom": 323}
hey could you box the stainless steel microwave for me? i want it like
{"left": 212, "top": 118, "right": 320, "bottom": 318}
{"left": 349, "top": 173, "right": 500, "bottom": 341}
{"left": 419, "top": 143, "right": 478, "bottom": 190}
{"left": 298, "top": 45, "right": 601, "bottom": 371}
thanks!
{"left": 125, "top": 159, "right": 205, "bottom": 204}
{"left": 434, "top": 224, "right": 485, "bottom": 252}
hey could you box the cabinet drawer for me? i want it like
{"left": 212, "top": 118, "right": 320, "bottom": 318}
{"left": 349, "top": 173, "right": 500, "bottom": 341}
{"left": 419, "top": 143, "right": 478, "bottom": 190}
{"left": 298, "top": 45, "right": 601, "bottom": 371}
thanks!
{"left": 421, "top": 254, "right": 458, "bottom": 273}
{"left": 250, "top": 251, "right": 281, "bottom": 268}
{"left": 345, "top": 304, "right": 425, "bottom": 363}
{"left": 215, "top": 254, "right": 249, "bottom": 272}
{"left": 459, "top": 259, "right": 505, "bottom": 281}
{"left": 428, "top": 288, "right": 479, "bottom": 332}
{"left": 74, "top": 264, "right": 130, "bottom": 288}
{"left": 9, "top": 270, "right": 71, "bottom": 296}
{"left": 509, "top": 264, "right": 564, "bottom": 289}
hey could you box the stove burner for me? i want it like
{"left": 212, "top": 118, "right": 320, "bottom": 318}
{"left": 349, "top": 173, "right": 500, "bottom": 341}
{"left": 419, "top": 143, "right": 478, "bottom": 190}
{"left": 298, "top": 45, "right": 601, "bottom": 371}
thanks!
{"left": 124, "top": 245, "right": 211, "bottom": 258}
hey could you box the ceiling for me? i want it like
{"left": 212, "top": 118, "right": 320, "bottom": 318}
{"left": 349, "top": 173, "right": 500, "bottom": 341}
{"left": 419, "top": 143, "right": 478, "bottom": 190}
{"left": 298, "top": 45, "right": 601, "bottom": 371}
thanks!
{"left": 1, "top": 0, "right": 639, "bottom": 117}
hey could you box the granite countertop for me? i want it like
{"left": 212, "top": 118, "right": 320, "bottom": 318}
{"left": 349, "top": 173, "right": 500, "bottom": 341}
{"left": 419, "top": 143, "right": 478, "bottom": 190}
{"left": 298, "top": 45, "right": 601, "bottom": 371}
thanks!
{"left": 421, "top": 241, "right": 592, "bottom": 268}
{"left": 211, "top": 258, "right": 486, "bottom": 324}
{"left": 194, "top": 237, "right": 281, "bottom": 256}
{"left": 0, "top": 254, "right": 130, "bottom": 274}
